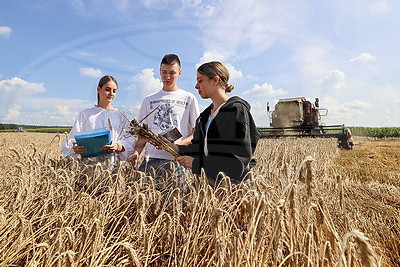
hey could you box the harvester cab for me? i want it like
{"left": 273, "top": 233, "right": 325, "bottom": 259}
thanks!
{"left": 261, "top": 97, "right": 353, "bottom": 149}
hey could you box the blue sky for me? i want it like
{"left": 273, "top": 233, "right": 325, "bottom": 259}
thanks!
{"left": 1, "top": 0, "right": 399, "bottom": 127}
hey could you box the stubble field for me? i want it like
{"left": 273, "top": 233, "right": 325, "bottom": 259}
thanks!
{"left": 0, "top": 132, "right": 399, "bottom": 266}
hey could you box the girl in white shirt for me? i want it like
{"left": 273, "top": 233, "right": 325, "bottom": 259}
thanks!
{"left": 62, "top": 75, "right": 134, "bottom": 163}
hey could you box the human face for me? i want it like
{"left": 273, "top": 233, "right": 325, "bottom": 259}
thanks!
{"left": 97, "top": 80, "right": 117, "bottom": 107}
{"left": 160, "top": 63, "right": 181, "bottom": 90}
{"left": 195, "top": 72, "right": 216, "bottom": 99}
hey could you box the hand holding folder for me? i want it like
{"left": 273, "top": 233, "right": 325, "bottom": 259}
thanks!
{"left": 74, "top": 129, "right": 112, "bottom": 158}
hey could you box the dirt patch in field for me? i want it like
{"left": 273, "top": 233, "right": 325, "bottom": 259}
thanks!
{"left": 333, "top": 137, "right": 400, "bottom": 186}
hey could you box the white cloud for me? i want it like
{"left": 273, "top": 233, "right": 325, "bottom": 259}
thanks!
{"left": 194, "top": 0, "right": 309, "bottom": 58}
{"left": 381, "top": 108, "right": 396, "bottom": 126}
{"left": 0, "top": 26, "right": 12, "bottom": 37}
{"left": 114, "top": 104, "right": 141, "bottom": 120}
{"left": 0, "top": 92, "right": 87, "bottom": 125}
{"left": 320, "top": 96, "right": 372, "bottom": 125}
{"left": 64, "top": 0, "right": 309, "bottom": 60}
{"left": 142, "top": 0, "right": 177, "bottom": 9}
{"left": 127, "top": 68, "right": 163, "bottom": 97}
{"left": 198, "top": 50, "right": 227, "bottom": 65}
{"left": 25, "top": 107, "right": 79, "bottom": 126}
{"left": 176, "top": 0, "right": 218, "bottom": 18}
{"left": 80, "top": 67, "right": 103, "bottom": 77}
{"left": 123, "top": 69, "right": 164, "bottom": 119}
{"left": 141, "top": 0, "right": 217, "bottom": 16}
{"left": 66, "top": 0, "right": 211, "bottom": 22}
{"left": 193, "top": 4, "right": 218, "bottom": 18}
{"left": 293, "top": 43, "right": 335, "bottom": 79}
{"left": 350, "top": 53, "right": 376, "bottom": 62}
{"left": 0, "top": 77, "right": 45, "bottom": 95}
{"left": 334, "top": 0, "right": 390, "bottom": 17}
{"left": 334, "top": 100, "right": 372, "bottom": 117}
{"left": 56, "top": 105, "right": 74, "bottom": 116}
{"left": 246, "top": 101, "right": 270, "bottom": 126}
{"left": 3, "top": 98, "right": 89, "bottom": 125}
{"left": 367, "top": 0, "right": 390, "bottom": 15}
{"left": 196, "top": 51, "right": 244, "bottom": 81}
{"left": 5, "top": 104, "right": 21, "bottom": 121}
{"left": 67, "top": 0, "right": 147, "bottom": 22}
{"left": 19, "top": 97, "right": 90, "bottom": 110}
{"left": 321, "top": 69, "right": 346, "bottom": 93}
{"left": 344, "top": 100, "right": 372, "bottom": 111}
{"left": 243, "top": 83, "right": 287, "bottom": 98}
{"left": 225, "top": 64, "right": 243, "bottom": 81}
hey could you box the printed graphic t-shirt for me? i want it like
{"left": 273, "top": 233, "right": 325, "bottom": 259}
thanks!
{"left": 138, "top": 89, "right": 200, "bottom": 160}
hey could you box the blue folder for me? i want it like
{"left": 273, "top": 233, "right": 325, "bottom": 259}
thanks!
{"left": 74, "top": 129, "right": 112, "bottom": 158}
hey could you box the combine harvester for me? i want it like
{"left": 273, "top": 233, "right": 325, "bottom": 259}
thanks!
{"left": 258, "top": 97, "right": 354, "bottom": 149}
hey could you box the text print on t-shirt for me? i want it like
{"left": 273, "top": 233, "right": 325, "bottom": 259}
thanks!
{"left": 150, "top": 99, "right": 190, "bottom": 132}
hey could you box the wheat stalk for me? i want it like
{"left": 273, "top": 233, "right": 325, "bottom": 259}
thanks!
{"left": 128, "top": 119, "right": 180, "bottom": 158}
{"left": 1, "top": 133, "right": 397, "bottom": 266}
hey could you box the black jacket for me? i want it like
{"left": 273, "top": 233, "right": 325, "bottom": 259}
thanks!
{"left": 178, "top": 96, "right": 259, "bottom": 183}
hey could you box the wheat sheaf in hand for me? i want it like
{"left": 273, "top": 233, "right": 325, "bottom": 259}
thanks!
{"left": 128, "top": 119, "right": 180, "bottom": 158}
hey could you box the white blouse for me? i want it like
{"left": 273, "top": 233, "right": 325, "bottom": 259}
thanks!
{"left": 62, "top": 106, "right": 135, "bottom": 163}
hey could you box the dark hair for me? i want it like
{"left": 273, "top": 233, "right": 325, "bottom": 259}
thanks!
{"left": 197, "top": 61, "right": 234, "bottom": 93}
{"left": 97, "top": 75, "right": 118, "bottom": 104}
{"left": 160, "top": 54, "right": 181, "bottom": 68}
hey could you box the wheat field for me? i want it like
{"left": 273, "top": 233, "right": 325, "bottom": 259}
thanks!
{"left": 0, "top": 132, "right": 398, "bottom": 266}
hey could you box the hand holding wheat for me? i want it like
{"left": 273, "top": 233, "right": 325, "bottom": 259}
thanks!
{"left": 128, "top": 119, "right": 180, "bottom": 158}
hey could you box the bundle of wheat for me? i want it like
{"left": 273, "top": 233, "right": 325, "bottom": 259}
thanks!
{"left": 128, "top": 119, "right": 180, "bottom": 158}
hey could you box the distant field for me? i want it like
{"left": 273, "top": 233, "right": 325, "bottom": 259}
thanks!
{"left": 2, "top": 124, "right": 400, "bottom": 138}
{"left": 25, "top": 127, "right": 71, "bottom": 133}
{"left": 348, "top": 126, "right": 400, "bottom": 138}
{"left": 0, "top": 123, "right": 71, "bottom": 133}
{"left": 0, "top": 128, "right": 71, "bottom": 133}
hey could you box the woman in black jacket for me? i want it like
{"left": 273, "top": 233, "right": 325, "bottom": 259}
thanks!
{"left": 176, "top": 61, "right": 259, "bottom": 184}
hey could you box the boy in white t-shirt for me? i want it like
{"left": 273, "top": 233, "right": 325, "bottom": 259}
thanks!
{"left": 128, "top": 54, "right": 200, "bottom": 176}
